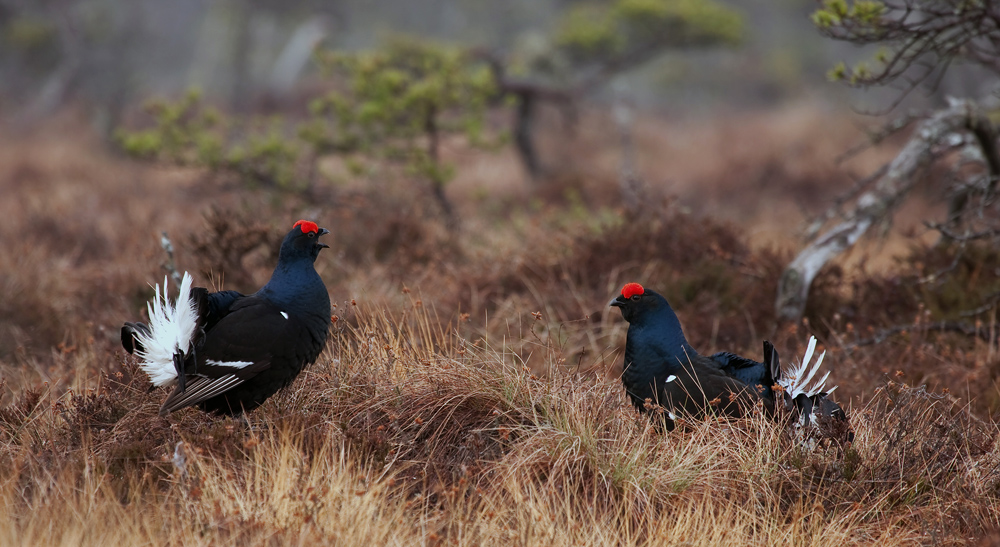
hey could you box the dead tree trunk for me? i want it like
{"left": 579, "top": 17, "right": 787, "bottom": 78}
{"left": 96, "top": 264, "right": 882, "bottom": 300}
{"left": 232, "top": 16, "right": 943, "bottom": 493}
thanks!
{"left": 613, "top": 83, "right": 643, "bottom": 214}
{"left": 776, "top": 99, "right": 994, "bottom": 321}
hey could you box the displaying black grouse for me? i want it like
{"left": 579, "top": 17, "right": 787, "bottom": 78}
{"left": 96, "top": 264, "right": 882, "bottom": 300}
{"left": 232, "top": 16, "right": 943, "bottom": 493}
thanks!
{"left": 122, "top": 220, "right": 332, "bottom": 416}
{"left": 610, "top": 282, "right": 852, "bottom": 444}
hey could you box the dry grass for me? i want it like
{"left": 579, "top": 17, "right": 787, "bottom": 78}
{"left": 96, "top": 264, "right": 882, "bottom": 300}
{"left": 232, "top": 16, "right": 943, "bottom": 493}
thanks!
{"left": 0, "top": 304, "right": 996, "bottom": 545}
{"left": 1, "top": 105, "right": 999, "bottom": 544}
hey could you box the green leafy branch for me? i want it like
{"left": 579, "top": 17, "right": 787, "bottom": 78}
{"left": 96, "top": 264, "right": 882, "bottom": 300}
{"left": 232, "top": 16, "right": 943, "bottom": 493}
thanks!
{"left": 813, "top": 0, "right": 1000, "bottom": 104}
{"left": 116, "top": 37, "right": 503, "bottom": 217}
{"left": 557, "top": 0, "right": 743, "bottom": 87}
{"left": 116, "top": 89, "right": 305, "bottom": 190}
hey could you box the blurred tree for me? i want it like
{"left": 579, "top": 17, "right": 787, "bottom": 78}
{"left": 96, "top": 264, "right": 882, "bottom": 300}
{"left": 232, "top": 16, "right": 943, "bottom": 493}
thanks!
{"left": 480, "top": 0, "right": 743, "bottom": 179}
{"left": 116, "top": 38, "right": 501, "bottom": 226}
{"left": 114, "top": 0, "right": 744, "bottom": 224}
{"left": 116, "top": 88, "right": 306, "bottom": 190}
{"left": 0, "top": 0, "right": 344, "bottom": 131}
{"left": 0, "top": 0, "right": 143, "bottom": 134}
{"left": 776, "top": 0, "right": 1000, "bottom": 321}
{"left": 813, "top": 0, "right": 1000, "bottom": 105}
{"left": 306, "top": 37, "right": 499, "bottom": 223}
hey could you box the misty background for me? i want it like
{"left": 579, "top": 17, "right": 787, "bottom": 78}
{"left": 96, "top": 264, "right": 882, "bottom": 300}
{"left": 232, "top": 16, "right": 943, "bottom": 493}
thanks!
{"left": 2, "top": 0, "right": 992, "bottom": 134}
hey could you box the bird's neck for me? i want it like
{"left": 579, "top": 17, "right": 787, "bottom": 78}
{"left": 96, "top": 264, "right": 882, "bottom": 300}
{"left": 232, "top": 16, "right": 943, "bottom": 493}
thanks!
{"left": 258, "top": 258, "right": 326, "bottom": 307}
{"left": 629, "top": 308, "right": 697, "bottom": 371}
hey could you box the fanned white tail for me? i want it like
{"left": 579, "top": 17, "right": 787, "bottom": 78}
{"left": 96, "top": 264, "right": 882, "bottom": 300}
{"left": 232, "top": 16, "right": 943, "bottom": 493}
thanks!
{"left": 778, "top": 336, "right": 836, "bottom": 398}
{"left": 134, "top": 272, "right": 197, "bottom": 387}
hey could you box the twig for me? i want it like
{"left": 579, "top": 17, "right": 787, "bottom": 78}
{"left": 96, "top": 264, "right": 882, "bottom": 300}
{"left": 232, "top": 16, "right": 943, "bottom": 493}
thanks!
{"left": 160, "top": 232, "right": 182, "bottom": 287}
{"left": 777, "top": 99, "right": 988, "bottom": 321}
{"left": 958, "top": 291, "right": 1000, "bottom": 318}
{"left": 835, "top": 111, "right": 923, "bottom": 165}
{"left": 613, "top": 82, "right": 645, "bottom": 215}
{"left": 943, "top": 103, "right": 1000, "bottom": 228}
{"left": 924, "top": 221, "right": 1000, "bottom": 242}
{"left": 844, "top": 320, "right": 999, "bottom": 350}
{"left": 805, "top": 164, "right": 889, "bottom": 241}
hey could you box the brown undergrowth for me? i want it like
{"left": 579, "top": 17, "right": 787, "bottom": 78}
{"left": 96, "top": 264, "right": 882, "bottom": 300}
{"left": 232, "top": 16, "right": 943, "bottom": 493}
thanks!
{"left": 0, "top": 304, "right": 997, "bottom": 545}
{"left": 2, "top": 107, "right": 1000, "bottom": 543}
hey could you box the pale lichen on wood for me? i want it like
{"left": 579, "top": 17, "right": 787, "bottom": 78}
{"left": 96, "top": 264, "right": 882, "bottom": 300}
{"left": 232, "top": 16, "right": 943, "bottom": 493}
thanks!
{"left": 776, "top": 99, "right": 995, "bottom": 321}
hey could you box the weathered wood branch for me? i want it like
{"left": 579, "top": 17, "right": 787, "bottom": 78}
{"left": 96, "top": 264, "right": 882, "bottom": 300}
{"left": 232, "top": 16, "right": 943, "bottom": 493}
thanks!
{"left": 943, "top": 108, "right": 1000, "bottom": 228}
{"left": 776, "top": 99, "right": 994, "bottom": 321}
{"left": 471, "top": 48, "right": 574, "bottom": 179}
{"left": 843, "top": 319, "right": 999, "bottom": 350}
{"left": 613, "top": 83, "right": 644, "bottom": 215}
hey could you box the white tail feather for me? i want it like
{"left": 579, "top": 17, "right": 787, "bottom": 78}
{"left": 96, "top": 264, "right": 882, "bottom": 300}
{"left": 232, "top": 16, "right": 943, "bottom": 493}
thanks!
{"left": 801, "top": 337, "right": 816, "bottom": 373}
{"left": 134, "top": 272, "right": 198, "bottom": 387}
{"left": 778, "top": 336, "right": 837, "bottom": 398}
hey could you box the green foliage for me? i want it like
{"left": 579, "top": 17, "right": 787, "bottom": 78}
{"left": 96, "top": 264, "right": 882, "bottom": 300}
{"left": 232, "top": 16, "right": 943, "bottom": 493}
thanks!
{"left": 812, "top": 0, "right": 887, "bottom": 38}
{"left": 2, "top": 16, "right": 56, "bottom": 51}
{"left": 849, "top": 61, "right": 871, "bottom": 85}
{"left": 557, "top": 0, "right": 742, "bottom": 63}
{"left": 116, "top": 37, "right": 501, "bottom": 200}
{"left": 812, "top": 0, "right": 885, "bottom": 26}
{"left": 616, "top": 0, "right": 742, "bottom": 44}
{"left": 556, "top": 5, "right": 625, "bottom": 59}
{"left": 826, "top": 61, "right": 848, "bottom": 81}
{"left": 808, "top": 0, "right": 1000, "bottom": 92}
{"left": 310, "top": 37, "right": 500, "bottom": 188}
{"left": 116, "top": 89, "right": 303, "bottom": 189}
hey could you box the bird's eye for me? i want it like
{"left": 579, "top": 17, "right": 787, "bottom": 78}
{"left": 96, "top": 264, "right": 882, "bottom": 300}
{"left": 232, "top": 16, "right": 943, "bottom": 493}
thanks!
{"left": 307, "top": 232, "right": 315, "bottom": 238}
{"left": 631, "top": 295, "right": 640, "bottom": 301}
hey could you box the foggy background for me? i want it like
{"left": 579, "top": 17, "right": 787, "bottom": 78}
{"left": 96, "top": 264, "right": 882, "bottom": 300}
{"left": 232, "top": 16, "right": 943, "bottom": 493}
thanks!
{"left": 2, "top": 0, "right": 991, "bottom": 133}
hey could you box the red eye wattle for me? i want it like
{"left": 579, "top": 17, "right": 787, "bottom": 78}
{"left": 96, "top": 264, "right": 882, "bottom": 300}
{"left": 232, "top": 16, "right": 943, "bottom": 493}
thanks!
{"left": 621, "top": 282, "right": 644, "bottom": 300}
{"left": 293, "top": 220, "right": 319, "bottom": 234}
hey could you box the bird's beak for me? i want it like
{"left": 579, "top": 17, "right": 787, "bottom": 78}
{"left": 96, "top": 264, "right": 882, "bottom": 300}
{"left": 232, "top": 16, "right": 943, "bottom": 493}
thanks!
{"left": 317, "top": 227, "right": 330, "bottom": 248}
{"left": 609, "top": 295, "right": 625, "bottom": 308}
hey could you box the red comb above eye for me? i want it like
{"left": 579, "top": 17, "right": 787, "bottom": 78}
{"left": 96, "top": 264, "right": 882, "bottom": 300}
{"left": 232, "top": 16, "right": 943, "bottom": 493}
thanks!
{"left": 293, "top": 220, "right": 319, "bottom": 234}
{"left": 621, "top": 283, "right": 644, "bottom": 299}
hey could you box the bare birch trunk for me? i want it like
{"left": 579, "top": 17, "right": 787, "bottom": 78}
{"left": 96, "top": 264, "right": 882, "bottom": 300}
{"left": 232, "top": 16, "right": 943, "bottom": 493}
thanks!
{"left": 776, "top": 99, "right": 991, "bottom": 321}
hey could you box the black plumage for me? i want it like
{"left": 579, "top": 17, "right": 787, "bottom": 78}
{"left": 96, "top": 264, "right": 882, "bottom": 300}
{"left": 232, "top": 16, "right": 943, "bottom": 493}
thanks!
{"left": 122, "top": 220, "right": 332, "bottom": 416}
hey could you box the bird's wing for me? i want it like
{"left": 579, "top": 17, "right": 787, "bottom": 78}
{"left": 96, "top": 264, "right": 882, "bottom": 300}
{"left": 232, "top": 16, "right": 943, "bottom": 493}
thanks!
{"left": 204, "top": 290, "right": 244, "bottom": 327}
{"left": 159, "top": 297, "right": 292, "bottom": 414}
{"left": 661, "top": 357, "right": 764, "bottom": 418}
{"left": 189, "top": 288, "right": 244, "bottom": 331}
{"left": 708, "top": 351, "right": 769, "bottom": 390}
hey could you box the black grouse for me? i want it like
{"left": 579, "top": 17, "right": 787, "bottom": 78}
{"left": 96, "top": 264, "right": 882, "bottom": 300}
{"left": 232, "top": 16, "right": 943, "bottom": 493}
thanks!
{"left": 610, "top": 282, "right": 852, "bottom": 444}
{"left": 122, "top": 219, "right": 332, "bottom": 416}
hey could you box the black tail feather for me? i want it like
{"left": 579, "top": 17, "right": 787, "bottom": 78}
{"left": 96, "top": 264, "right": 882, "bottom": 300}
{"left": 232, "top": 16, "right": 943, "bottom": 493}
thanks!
{"left": 121, "top": 322, "right": 151, "bottom": 354}
{"left": 763, "top": 340, "right": 780, "bottom": 391}
{"left": 172, "top": 351, "right": 186, "bottom": 393}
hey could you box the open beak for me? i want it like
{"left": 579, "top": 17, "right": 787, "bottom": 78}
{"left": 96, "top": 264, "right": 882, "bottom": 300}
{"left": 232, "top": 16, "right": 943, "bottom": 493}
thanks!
{"left": 317, "top": 227, "right": 330, "bottom": 248}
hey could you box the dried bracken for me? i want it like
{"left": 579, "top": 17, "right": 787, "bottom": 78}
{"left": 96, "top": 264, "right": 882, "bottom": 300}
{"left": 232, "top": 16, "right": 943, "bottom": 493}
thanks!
{"left": 0, "top": 109, "right": 997, "bottom": 545}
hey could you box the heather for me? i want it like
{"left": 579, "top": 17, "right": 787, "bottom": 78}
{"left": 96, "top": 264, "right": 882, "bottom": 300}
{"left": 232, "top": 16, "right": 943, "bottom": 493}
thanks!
{"left": 0, "top": 105, "right": 997, "bottom": 545}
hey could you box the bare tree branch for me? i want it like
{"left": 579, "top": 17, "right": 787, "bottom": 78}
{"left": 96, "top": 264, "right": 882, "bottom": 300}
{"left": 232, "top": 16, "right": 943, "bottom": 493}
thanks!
{"left": 804, "top": 164, "right": 889, "bottom": 241}
{"left": 777, "top": 99, "right": 989, "bottom": 321}
{"left": 925, "top": 222, "right": 1000, "bottom": 242}
{"left": 943, "top": 109, "right": 1000, "bottom": 227}
{"left": 816, "top": 0, "right": 1000, "bottom": 101}
{"left": 843, "top": 319, "right": 999, "bottom": 349}
{"left": 834, "top": 111, "right": 923, "bottom": 165}
{"left": 160, "top": 232, "right": 182, "bottom": 287}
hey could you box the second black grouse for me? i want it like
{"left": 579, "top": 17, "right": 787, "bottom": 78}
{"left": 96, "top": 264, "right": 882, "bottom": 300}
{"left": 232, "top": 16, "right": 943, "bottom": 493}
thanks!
{"left": 610, "top": 282, "right": 851, "bottom": 443}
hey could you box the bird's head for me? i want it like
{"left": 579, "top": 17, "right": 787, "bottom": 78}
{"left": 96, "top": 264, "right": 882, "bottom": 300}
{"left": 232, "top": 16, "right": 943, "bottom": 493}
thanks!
{"left": 279, "top": 220, "right": 330, "bottom": 262}
{"left": 609, "top": 282, "right": 669, "bottom": 323}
